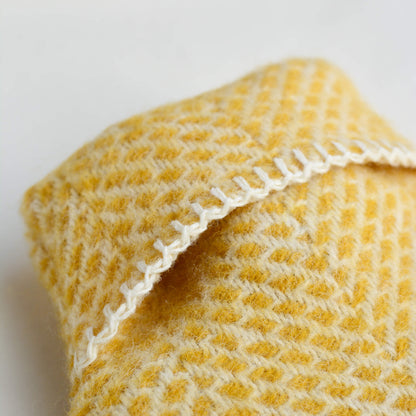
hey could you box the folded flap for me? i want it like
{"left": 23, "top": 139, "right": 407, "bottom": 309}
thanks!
{"left": 21, "top": 58, "right": 416, "bottom": 375}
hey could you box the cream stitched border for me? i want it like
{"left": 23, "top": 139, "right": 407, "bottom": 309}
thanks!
{"left": 73, "top": 139, "right": 416, "bottom": 375}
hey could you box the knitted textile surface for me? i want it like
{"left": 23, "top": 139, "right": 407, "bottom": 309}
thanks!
{"left": 21, "top": 59, "right": 416, "bottom": 415}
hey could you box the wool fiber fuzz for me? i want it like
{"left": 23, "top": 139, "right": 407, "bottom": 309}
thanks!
{"left": 21, "top": 59, "right": 416, "bottom": 415}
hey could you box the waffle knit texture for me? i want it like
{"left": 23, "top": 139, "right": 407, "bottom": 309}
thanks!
{"left": 21, "top": 59, "right": 416, "bottom": 415}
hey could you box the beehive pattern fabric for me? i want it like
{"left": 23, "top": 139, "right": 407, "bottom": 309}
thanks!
{"left": 21, "top": 59, "right": 416, "bottom": 415}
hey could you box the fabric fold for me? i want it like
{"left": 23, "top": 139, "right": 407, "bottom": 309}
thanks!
{"left": 21, "top": 58, "right": 416, "bottom": 415}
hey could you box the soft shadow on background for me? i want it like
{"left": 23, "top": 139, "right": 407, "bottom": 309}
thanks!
{"left": 0, "top": 262, "right": 69, "bottom": 416}
{"left": 2, "top": 1, "right": 416, "bottom": 415}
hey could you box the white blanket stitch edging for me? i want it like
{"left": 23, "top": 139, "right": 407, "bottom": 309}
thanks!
{"left": 73, "top": 139, "right": 416, "bottom": 375}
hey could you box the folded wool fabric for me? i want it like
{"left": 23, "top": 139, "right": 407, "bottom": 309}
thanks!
{"left": 21, "top": 58, "right": 416, "bottom": 416}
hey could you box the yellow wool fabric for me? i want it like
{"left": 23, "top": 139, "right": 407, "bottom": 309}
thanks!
{"left": 21, "top": 59, "right": 416, "bottom": 415}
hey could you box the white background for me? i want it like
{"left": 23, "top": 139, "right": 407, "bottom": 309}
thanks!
{"left": 1, "top": 1, "right": 416, "bottom": 415}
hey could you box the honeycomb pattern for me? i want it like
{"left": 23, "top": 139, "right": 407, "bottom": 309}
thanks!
{"left": 69, "top": 164, "right": 416, "bottom": 415}
{"left": 20, "top": 58, "right": 416, "bottom": 414}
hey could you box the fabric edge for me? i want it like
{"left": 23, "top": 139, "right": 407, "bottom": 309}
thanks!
{"left": 72, "top": 139, "right": 416, "bottom": 376}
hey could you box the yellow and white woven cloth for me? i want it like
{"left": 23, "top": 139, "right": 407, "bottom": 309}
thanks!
{"left": 21, "top": 59, "right": 416, "bottom": 415}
